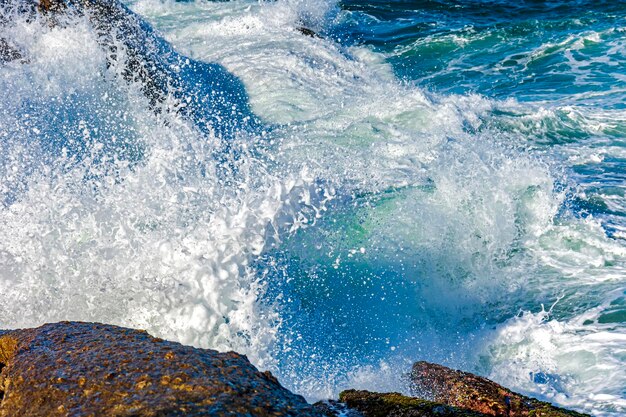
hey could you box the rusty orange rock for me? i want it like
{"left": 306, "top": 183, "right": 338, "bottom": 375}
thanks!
{"left": 410, "top": 362, "right": 589, "bottom": 417}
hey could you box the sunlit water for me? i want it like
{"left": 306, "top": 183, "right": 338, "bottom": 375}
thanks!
{"left": 1, "top": 1, "right": 625, "bottom": 415}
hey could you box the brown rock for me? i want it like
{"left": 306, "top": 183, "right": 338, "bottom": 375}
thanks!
{"left": 38, "top": 0, "right": 66, "bottom": 12}
{"left": 410, "top": 362, "right": 589, "bottom": 417}
{"left": 337, "top": 390, "right": 489, "bottom": 417}
{"left": 0, "top": 321, "right": 321, "bottom": 416}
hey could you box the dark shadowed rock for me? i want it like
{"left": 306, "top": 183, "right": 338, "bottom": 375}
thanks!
{"left": 34, "top": 0, "right": 259, "bottom": 139}
{"left": 313, "top": 399, "right": 362, "bottom": 416}
{"left": 337, "top": 390, "right": 489, "bottom": 417}
{"left": 0, "top": 321, "right": 321, "bottom": 417}
{"left": 0, "top": 38, "right": 22, "bottom": 63}
{"left": 410, "top": 362, "right": 589, "bottom": 417}
{"left": 296, "top": 26, "right": 320, "bottom": 38}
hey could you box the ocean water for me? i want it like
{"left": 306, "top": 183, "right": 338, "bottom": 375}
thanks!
{"left": 1, "top": 0, "right": 625, "bottom": 415}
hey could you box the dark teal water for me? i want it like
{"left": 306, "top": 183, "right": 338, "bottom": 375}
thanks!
{"left": 338, "top": 1, "right": 626, "bottom": 103}
{"left": 334, "top": 0, "right": 626, "bottom": 236}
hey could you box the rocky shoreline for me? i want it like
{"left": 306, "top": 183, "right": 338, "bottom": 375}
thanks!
{"left": 0, "top": 322, "right": 588, "bottom": 417}
{"left": 0, "top": 3, "right": 597, "bottom": 415}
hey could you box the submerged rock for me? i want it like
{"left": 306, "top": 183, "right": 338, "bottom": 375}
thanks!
{"left": 0, "top": 322, "right": 320, "bottom": 416}
{"left": 313, "top": 399, "right": 363, "bottom": 417}
{"left": 410, "top": 362, "right": 589, "bottom": 417}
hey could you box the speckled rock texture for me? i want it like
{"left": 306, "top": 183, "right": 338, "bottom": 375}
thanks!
{"left": 0, "top": 321, "right": 321, "bottom": 417}
{"left": 410, "top": 362, "right": 589, "bottom": 417}
{"left": 337, "top": 390, "right": 489, "bottom": 417}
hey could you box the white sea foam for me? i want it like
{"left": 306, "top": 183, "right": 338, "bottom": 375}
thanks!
{"left": 0, "top": 1, "right": 625, "bottom": 414}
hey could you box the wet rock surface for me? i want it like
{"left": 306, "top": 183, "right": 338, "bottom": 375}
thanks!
{"left": 410, "top": 362, "right": 589, "bottom": 417}
{"left": 0, "top": 38, "right": 22, "bottom": 63}
{"left": 0, "top": 323, "right": 593, "bottom": 417}
{"left": 314, "top": 399, "right": 364, "bottom": 417}
{"left": 33, "top": 0, "right": 258, "bottom": 138}
{"left": 0, "top": 321, "right": 320, "bottom": 417}
{"left": 336, "top": 390, "right": 489, "bottom": 417}
{"left": 318, "top": 363, "right": 590, "bottom": 417}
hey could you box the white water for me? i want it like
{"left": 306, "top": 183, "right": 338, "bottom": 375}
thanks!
{"left": 0, "top": 1, "right": 625, "bottom": 415}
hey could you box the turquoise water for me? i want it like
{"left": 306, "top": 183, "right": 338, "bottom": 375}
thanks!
{"left": 336, "top": 0, "right": 626, "bottom": 231}
{"left": 341, "top": 1, "right": 626, "bottom": 102}
{"left": 1, "top": 0, "right": 625, "bottom": 415}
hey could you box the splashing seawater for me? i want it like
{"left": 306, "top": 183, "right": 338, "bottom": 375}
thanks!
{"left": 0, "top": 0, "right": 625, "bottom": 415}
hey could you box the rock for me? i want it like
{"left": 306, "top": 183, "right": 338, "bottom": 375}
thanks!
{"left": 317, "top": 363, "right": 589, "bottom": 417}
{"left": 337, "top": 390, "right": 489, "bottom": 417}
{"left": 296, "top": 26, "right": 320, "bottom": 38}
{"left": 33, "top": 0, "right": 258, "bottom": 139}
{"left": 38, "top": 0, "right": 65, "bottom": 12}
{"left": 410, "top": 362, "right": 589, "bottom": 417}
{"left": 313, "top": 399, "right": 362, "bottom": 416}
{"left": 0, "top": 38, "right": 22, "bottom": 63}
{"left": 0, "top": 321, "right": 321, "bottom": 416}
